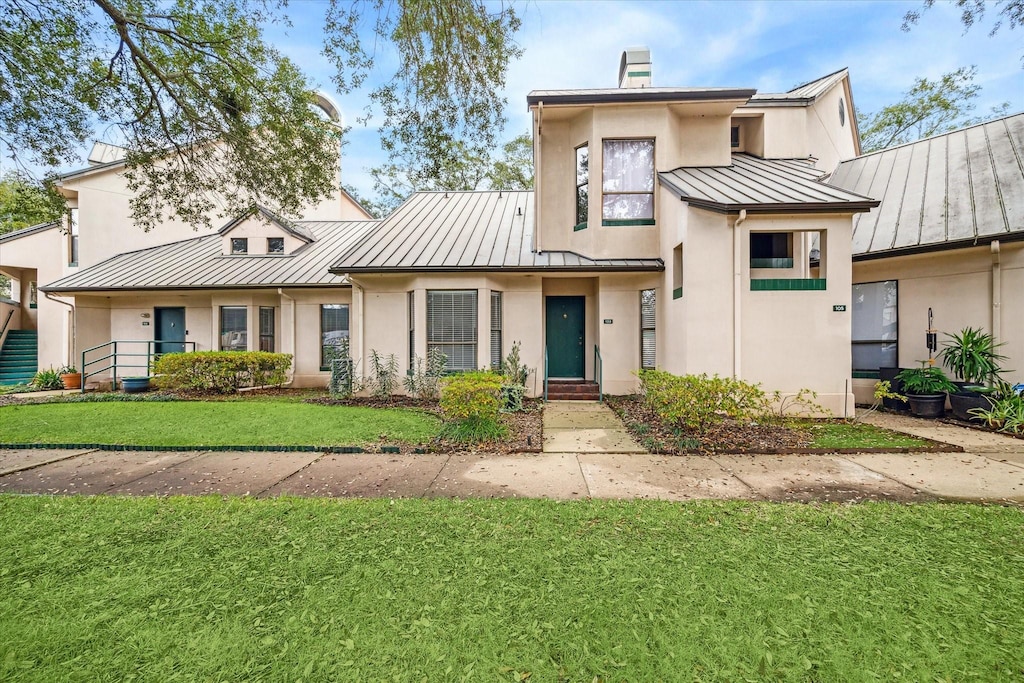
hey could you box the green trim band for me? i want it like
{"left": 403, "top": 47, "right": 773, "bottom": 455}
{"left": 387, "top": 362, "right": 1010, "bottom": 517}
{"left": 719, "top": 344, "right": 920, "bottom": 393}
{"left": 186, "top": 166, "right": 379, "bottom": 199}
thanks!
{"left": 750, "top": 278, "right": 827, "bottom": 291}
{"left": 602, "top": 219, "right": 656, "bottom": 227}
{"left": 627, "top": 70, "right": 651, "bottom": 77}
{"left": 852, "top": 370, "right": 881, "bottom": 379}
{"left": 672, "top": 287, "right": 682, "bottom": 300}
{"left": 750, "top": 257, "right": 794, "bottom": 269}
{"left": 573, "top": 222, "right": 588, "bottom": 232}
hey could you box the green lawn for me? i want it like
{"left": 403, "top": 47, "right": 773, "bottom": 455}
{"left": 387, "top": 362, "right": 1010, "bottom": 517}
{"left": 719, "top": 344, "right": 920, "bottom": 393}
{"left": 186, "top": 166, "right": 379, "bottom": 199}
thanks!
{"left": 0, "top": 401, "right": 441, "bottom": 446}
{"left": 0, "top": 497, "right": 1021, "bottom": 681}
{"left": 805, "top": 421, "right": 933, "bottom": 449}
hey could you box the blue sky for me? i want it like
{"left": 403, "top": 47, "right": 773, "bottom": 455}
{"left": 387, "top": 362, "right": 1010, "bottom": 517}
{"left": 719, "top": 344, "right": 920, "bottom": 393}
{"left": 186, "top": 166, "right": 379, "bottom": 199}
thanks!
{"left": 30, "top": 1, "right": 1024, "bottom": 202}
{"left": 266, "top": 0, "right": 1024, "bottom": 201}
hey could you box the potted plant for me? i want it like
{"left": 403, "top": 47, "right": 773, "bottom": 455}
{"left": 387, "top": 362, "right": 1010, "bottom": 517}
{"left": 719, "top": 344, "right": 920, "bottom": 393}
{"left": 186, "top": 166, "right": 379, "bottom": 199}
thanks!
{"left": 895, "top": 364, "right": 957, "bottom": 418}
{"left": 58, "top": 365, "right": 81, "bottom": 390}
{"left": 121, "top": 376, "right": 151, "bottom": 393}
{"left": 937, "top": 327, "right": 1007, "bottom": 422}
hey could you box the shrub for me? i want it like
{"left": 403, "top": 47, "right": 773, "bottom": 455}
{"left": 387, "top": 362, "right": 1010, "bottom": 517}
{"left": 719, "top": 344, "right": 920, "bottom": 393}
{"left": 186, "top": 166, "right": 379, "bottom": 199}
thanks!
{"left": 440, "top": 371, "right": 506, "bottom": 442}
{"left": 637, "top": 369, "right": 775, "bottom": 432}
{"left": 403, "top": 348, "right": 447, "bottom": 400}
{"left": 152, "top": 351, "right": 291, "bottom": 393}
{"left": 499, "top": 341, "right": 531, "bottom": 412}
{"left": 31, "top": 367, "right": 64, "bottom": 390}
{"left": 368, "top": 349, "right": 399, "bottom": 398}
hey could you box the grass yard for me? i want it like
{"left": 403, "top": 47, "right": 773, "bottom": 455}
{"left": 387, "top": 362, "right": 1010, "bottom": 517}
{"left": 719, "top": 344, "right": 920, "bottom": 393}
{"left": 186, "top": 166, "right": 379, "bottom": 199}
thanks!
{"left": 0, "top": 497, "right": 1021, "bottom": 681}
{"left": 0, "top": 401, "right": 441, "bottom": 447}
{"left": 805, "top": 421, "right": 933, "bottom": 450}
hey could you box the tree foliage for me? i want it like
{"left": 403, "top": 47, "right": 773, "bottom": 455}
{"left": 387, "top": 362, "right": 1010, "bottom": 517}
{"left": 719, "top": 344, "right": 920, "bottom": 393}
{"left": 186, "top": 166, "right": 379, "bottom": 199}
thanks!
{"left": 0, "top": 172, "right": 64, "bottom": 235}
{"left": 858, "top": 66, "right": 1008, "bottom": 153}
{"left": 0, "top": 0, "right": 522, "bottom": 231}
{"left": 903, "top": 0, "right": 1024, "bottom": 63}
{"left": 369, "top": 132, "right": 533, "bottom": 215}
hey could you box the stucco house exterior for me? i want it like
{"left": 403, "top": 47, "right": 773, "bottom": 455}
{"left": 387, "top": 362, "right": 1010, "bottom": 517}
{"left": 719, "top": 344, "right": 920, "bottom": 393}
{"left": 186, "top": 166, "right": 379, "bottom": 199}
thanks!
{"left": 827, "top": 113, "right": 1024, "bottom": 403}
{"left": 2, "top": 50, "right": 879, "bottom": 414}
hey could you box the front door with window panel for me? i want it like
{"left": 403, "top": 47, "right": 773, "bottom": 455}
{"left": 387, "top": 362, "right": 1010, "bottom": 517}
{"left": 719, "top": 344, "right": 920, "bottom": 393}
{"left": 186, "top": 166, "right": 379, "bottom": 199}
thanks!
{"left": 154, "top": 307, "right": 186, "bottom": 354}
{"left": 546, "top": 296, "right": 585, "bottom": 379}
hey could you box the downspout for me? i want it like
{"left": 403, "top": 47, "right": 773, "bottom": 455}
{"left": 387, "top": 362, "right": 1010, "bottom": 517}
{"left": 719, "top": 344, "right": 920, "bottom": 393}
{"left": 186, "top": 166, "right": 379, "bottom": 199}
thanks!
{"left": 44, "top": 292, "right": 75, "bottom": 369}
{"left": 343, "top": 274, "right": 366, "bottom": 378}
{"left": 991, "top": 240, "right": 1001, "bottom": 343}
{"left": 732, "top": 209, "right": 747, "bottom": 378}
{"left": 277, "top": 288, "right": 296, "bottom": 387}
{"left": 533, "top": 102, "right": 543, "bottom": 254}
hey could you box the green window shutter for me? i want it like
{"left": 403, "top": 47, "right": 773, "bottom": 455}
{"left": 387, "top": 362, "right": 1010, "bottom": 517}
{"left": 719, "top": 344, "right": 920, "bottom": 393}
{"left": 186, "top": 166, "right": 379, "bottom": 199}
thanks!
{"left": 640, "top": 289, "right": 656, "bottom": 370}
{"left": 490, "top": 291, "right": 502, "bottom": 369}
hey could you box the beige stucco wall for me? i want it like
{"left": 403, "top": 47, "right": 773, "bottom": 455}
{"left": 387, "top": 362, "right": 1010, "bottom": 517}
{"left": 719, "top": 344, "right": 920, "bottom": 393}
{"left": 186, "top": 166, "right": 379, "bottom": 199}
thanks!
{"left": 806, "top": 79, "right": 860, "bottom": 173}
{"left": 851, "top": 242, "right": 1024, "bottom": 404}
{"left": 219, "top": 215, "right": 308, "bottom": 255}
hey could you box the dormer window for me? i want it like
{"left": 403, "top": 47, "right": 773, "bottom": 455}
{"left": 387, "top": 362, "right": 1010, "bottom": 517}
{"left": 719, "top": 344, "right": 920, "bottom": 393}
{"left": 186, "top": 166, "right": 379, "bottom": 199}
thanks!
{"left": 267, "top": 237, "right": 284, "bottom": 254}
{"left": 231, "top": 238, "right": 248, "bottom": 254}
{"left": 602, "top": 139, "right": 655, "bottom": 226}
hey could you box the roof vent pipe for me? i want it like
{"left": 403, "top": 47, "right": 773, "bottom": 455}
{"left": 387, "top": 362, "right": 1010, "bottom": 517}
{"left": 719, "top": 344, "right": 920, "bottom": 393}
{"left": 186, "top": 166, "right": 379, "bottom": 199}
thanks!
{"left": 618, "top": 47, "right": 652, "bottom": 88}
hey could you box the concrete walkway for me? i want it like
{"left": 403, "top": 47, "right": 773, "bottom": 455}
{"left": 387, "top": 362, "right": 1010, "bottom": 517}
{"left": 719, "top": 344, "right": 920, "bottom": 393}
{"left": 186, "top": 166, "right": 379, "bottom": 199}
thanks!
{"left": 0, "top": 407, "right": 1022, "bottom": 503}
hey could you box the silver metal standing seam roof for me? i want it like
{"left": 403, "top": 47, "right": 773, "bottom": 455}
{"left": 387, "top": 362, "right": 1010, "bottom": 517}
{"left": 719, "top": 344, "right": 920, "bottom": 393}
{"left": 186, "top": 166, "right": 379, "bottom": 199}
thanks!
{"left": 0, "top": 221, "right": 60, "bottom": 243}
{"left": 746, "top": 68, "right": 849, "bottom": 105}
{"left": 828, "top": 113, "right": 1024, "bottom": 258}
{"left": 658, "top": 154, "right": 879, "bottom": 213}
{"left": 328, "top": 191, "right": 663, "bottom": 274}
{"left": 40, "top": 221, "right": 379, "bottom": 293}
{"left": 526, "top": 87, "right": 757, "bottom": 107}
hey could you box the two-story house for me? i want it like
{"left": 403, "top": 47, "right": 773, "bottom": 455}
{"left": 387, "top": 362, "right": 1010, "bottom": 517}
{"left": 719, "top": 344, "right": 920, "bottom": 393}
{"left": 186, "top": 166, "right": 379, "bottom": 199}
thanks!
{"left": 3, "top": 49, "right": 878, "bottom": 414}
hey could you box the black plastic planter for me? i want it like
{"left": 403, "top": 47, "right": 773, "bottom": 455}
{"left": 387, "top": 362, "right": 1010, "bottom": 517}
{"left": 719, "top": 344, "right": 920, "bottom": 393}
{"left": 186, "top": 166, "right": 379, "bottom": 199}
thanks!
{"left": 907, "top": 393, "right": 947, "bottom": 419}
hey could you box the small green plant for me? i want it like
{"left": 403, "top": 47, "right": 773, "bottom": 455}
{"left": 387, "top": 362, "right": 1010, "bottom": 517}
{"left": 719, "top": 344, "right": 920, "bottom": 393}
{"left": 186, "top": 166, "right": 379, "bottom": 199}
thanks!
{"left": 57, "top": 364, "right": 78, "bottom": 375}
{"left": 774, "top": 388, "right": 833, "bottom": 418}
{"left": 968, "top": 381, "right": 1024, "bottom": 433}
{"left": 854, "top": 380, "right": 907, "bottom": 422}
{"left": 440, "top": 371, "right": 505, "bottom": 443}
{"left": 637, "top": 369, "right": 776, "bottom": 433}
{"left": 498, "top": 341, "right": 532, "bottom": 412}
{"left": 368, "top": 349, "right": 399, "bottom": 398}
{"left": 938, "top": 327, "right": 1007, "bottom": 386}
{"left": 895, "top": 364, "right": 957, "bottom": 396}
{"left": 404, "top": 348, "right": 447, "bottom": 400}
{"left": 31, "top": 367, "right": 64, "bottom": 390}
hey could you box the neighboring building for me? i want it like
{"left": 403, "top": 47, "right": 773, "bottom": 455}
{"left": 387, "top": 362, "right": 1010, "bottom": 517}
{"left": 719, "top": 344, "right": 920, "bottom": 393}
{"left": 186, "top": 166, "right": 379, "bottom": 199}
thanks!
{"left": 828, "top": 113, "right": 1024, "bottom": 403}
{"left": 3, "top": 49, "right": 878, "bottom": 415}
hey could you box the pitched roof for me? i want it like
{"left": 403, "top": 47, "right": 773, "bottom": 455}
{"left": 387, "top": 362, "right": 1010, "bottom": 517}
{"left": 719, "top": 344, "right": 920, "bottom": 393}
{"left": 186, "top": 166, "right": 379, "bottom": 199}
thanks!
{"left": 329, "top": 191, "right": 662, "bottom": 274}
{"left": 828, "top": 113, "right": 1024, "bottom": 259}
{"left": 658, "top": 154, "right": 878, "bottom": 213}
{"left": 0, "top": 221, "right": 60, "bottom": 243}
{"left": 746, "top": 68, "right": 849, "bottom": 105}
{"left": 527, "top": 87, "right": 756, "bottom": 107}
{"left": 40, "top": 220, "right": 378, "bottom": 293}
{"left": 218, "top": 205, "right": 315, "bottom": 243}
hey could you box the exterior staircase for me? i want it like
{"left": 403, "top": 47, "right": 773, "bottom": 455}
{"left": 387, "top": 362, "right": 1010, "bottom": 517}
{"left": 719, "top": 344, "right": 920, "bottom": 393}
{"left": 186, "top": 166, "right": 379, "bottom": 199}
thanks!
{"left": 547, "top": 379, "right": 601, "bottom": 401}
{"left": 0, "top": 330, "right": 38, "bottom": 385}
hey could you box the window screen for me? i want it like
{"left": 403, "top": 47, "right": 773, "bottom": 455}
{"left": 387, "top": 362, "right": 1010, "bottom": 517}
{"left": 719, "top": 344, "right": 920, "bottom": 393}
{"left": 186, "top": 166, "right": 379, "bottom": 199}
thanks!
{"left": 641, "top": 289, "right": 656, "bottom": 370}
{"left": 259, "top": 307, "right": 275, "bottom": 352}
{"left": 750, "top": 232, "right": 793, "bottom": 268}
{"left": 427, "top": 290, "right": 478, "bottom": 372}
{"left": 220, "top": 306, "right": 247, "bottom": 351}
{"left": 490, "top": 291, "right": 503, "bottom": 369}
{"left": 321, "top": 304, "right": 350, "bottom": 369}
{"left": 602, "top": 139, "right": 654, "bottom": 222}
{"left": 852, "top": 281, "right": 898, "bottom": 373}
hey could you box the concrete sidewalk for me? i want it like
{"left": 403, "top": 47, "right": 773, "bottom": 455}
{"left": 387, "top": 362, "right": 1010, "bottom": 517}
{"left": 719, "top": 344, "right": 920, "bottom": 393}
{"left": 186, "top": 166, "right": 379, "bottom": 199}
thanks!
{"left": 1, "top": 406, "right": 1022, "bottom": 503}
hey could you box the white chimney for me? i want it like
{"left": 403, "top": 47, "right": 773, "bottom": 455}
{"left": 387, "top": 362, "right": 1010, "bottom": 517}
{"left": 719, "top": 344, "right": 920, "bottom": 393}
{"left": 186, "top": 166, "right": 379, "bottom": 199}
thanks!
{"left": 618, "top": 47, "right": 652, "bottom": 88}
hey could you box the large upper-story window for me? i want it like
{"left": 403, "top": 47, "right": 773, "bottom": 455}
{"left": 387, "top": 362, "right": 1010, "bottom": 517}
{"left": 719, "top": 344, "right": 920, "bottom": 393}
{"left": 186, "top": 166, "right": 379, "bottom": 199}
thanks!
{"left": 575, "top": 144, "right": 589, "bottom": 230}
{"left": 602, "top": 139, "right": 654, "bottom": 226}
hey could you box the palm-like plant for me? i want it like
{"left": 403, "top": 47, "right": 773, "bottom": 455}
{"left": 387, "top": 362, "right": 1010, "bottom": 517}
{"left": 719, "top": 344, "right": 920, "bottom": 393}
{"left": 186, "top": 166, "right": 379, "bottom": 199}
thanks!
{"left": 938, "top": 327, "right": 1007, "bottom": 386}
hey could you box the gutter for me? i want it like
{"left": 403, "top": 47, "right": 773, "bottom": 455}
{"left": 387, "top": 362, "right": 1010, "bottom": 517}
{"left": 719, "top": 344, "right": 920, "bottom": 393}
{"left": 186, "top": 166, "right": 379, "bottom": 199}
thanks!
{"left": 43, "top": 292, "right": 76, "bottom": 369}
{"left": 342, "top": 273, "right": 366, "bottom": 380}
{"left": 991, "top": 241, "right": 1001, "bottom": 343}
{"left": 732, "top": 209, "right": 747, "bottom": 379}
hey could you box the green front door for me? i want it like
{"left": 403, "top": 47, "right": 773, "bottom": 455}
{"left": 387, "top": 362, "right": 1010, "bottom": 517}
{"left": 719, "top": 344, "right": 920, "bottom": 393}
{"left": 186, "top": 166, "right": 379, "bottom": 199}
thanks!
{"left": 546, "top": 296, "right": 585, "bottom": 378}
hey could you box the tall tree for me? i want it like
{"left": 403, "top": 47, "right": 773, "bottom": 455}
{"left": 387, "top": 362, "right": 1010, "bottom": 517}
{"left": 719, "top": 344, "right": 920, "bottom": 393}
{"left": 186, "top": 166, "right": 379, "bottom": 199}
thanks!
{"left": 0, "top": 172, "right": 65, "bottom": 296}
{"left": 903, "top": 0, "right": 1024, "bottom": 63}
{"left": 858, "top": 66, "right": 1008, "bottom": 153}
{"left": 0, "top": 0, "right": 521, "bottom": 231}
{"left": 368, "top": 132, "right": 534, "bottom": 216}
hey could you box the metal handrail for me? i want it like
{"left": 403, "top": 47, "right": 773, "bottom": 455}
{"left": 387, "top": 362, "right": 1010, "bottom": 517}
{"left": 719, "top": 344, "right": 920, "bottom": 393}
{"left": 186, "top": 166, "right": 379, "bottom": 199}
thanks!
{"left": 0, "top": 309, "right": 13, "bottom": 347}
{"left": 594, "top": 344, "right": 603, "bottom": 403}
{"left": 81, "top": 339, "right": 196, "bottom": 393}
{"left": 543, "top": 348, "right": 549, "bottom": 402}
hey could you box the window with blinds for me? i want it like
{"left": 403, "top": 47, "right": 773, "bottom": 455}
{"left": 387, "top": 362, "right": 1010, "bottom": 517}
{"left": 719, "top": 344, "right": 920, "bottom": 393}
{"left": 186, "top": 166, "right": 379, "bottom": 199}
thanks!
{"left": 220, "top": 306, "right": 247, "bottom": 351}
{"left": 640, "top": 289, "right": 656, "bottom": 370}
{"left": 408, "top": 291, "right": 415, "bottom": 368}
{"left": 321, "top": 304, "right": 350, "bottom": 369}
{"left": 490, "top": 291, "right": 502, "bottom": 369}
{"left": 427, "top": 290, "right": 478, "bottom": 372}
{"left": 259, "top": 307, "right": 275, "bottom": 352}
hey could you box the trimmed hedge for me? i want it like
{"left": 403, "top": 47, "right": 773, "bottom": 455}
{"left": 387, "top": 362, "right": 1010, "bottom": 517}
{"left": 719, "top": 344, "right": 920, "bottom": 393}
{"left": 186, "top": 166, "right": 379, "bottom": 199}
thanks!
{"left": 153, "top": 351, "right": 292, "bottom": 393}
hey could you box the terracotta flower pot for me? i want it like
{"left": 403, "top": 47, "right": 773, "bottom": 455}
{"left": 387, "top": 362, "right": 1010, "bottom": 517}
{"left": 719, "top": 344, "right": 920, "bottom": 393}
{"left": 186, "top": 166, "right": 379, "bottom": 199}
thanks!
{"left": 60, "top": 372, "right": 82, "bottom": 390}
